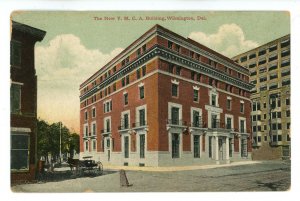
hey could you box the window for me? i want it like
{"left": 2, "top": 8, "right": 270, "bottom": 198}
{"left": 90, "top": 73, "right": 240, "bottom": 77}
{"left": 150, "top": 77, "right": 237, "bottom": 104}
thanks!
{"left": 259, "top": 76, "right": 267, "bottom": 83}
{"left": 196, "top": 74, "right": 201, "bottom": 82}
{"left": 11, "top": 84, "right": 21, "bottom": 113}
{"left": 211, "top": 114, "right": 218, "bottom": 128}
{"left": 172, "top": 133, "right": 180, "bottom": 158}
{"left": 282, "top": 79, "right": 290, "bottom": 86}
{"left": 125, "top": 56, "right": 129, "bottom": 64}
{"left": 85, "top": 111, "right": 88, "bottom": 121}
{"left": 11, "top": 41, "right": 22, "bottom": 66}
{"left": 113, "top": 66, "right": 117, "bottom": 72}
{"left": 124, "top": 93, "right": 128, "bottom": 105}
{"left": 193, "top": 135, "right": 200, "bottom": 158}
{"left": 260, "top": 85, "right": 267, "bottom": 91}
{"left": 142, "top": 44, "right": 146, "bottom": 52}
{"left": 193, "top": 110, "right": 200, "bottom": 127}
{"left": 193, "top": 89, "right": 199, "bottom": 102}
{"left": 139, "top": 86, "right": 145, "bottom": 99}
{"left": 269, "top": 55, "right": 278, "bottom": 62}
{"left": 258, "top": 59, "right": 266, "bottom": 65}
{"left": 168, "top": 64, "right": 174, "bottom": 73}
{"left": 253, "top": 126, "right": 257, "bottom": 132}
{"left": 226, "top": 99, "right": 231, "bottom": 110}
{"left": 113, "top": 83, "right": 116, "bottom": 91}
{"left": 11, "top": 134, "right": 29, "bottom": 170}
{"left": 240, "top": 120, "right": 245, "bottom": 133}
{"left": 85, "top": 141, "right": 89, "bottom": 151}
{"left": 92, "top": 108, "right": 96, "bottom": 118}
{"left": 252, "top": 115, "right": 257, "bottom": 122}
{"left": 106, "top": 119, "right": 111, "bottom": 132}
{"left": 226, "top": 117, "right": 232, "bottom": 129}
{"left": 249, "top": 53, "right": 256, "bottom": 59}
{"left": 269, "top": 64, "right": 277, "bottom": 71}
{"left": 240, "top": 102, "right": 244, "bottom": 113}
{"left": 249, "top": 63, "right": 256, "bottom": 69}
{"left": 142, "top": 65, "right": 146, "bottom": 76}
{"left": 287, "top": 122, "right": 290, "bottom": 129}
{"left": 259, "top": 49, "right": 266, "bottom": 56}
{"left": 172, "top": 84, "right": 178, "bottom": 97}
{"left": 240, "top": 56, "right": 247, "bottom": 62}
{"left": 211, "top": 94, "right": 217, "bottom": 106}
{"left": 250, "top": 71, "right": 257, "bottom": 76}
{"left": 171, "top": 107, "right": 179, "bottom": 125}
{"left": 139, "top": 109, "right": 146, "bottom": 126}
{"left": 281, "top": 70, "right": 290, "bottom": 77}
{"left": 136, "top": 68, "right": 141, "bottom": 79}
{"left": 281, "top": 49, "right": 290, "bottom": 58}
{"left": 126, "top": 75, "right": 130, "bottom": 85}
{"left": 286, "top": 98, "right": 290, "bottom": 106}
{"left": 190, "top": 51, "right": 194, "bottom": 58}
{"left": 191, "top": 71, "right": 195, "bottom": 80}
{"left": 269, "top": 83, "right": 278, "bottom": 90}
{"left": 281, "top": 39, "right": 290, "bottom": 48}
{"left": 176, "top": 66, "right": 181, "bottom": 75}
{"left": 92, "top": 123, "right": 96, "bottom": 136}
{"left": 104, "top": 100, "right": 112, "bottom": 113}
{"left": 121, "top": 78, "right": 125, "bottom": 87}
{"left": 269, "top": 45, "right": 277, "bottom": 52}
{"left": 140, "top": 134, "right": 145, "bottom": 158}
{"left": 264, "top": 114, "right": 267, "bottom": 119}
{"left": 123, "top": 114, "right": 129, "bottom": 129}
{"left": 281, "top": 59, "right": 290, "bottom": 68}
{"left": 168, "top": 41, "right": 173, "bottom": 49}
{"left": 257, "top": 115, "right": 261, "bottom": 121}
{"left": 137, "top": 48, "right": 141, "bottom": 56}
{"left": 175, "top": 44, "right": 180, "bottom": 52}
{"left": 92, "top": 140, "right": 96, "bottom": 151}
{"left": 286, "top": 110, "right": 290, "bottom": 117}
{"left": 124, "top": 136, "right": 129, "bottom": 158}
{"left": 269, "top": 73, "right": 278, "bottom": 80}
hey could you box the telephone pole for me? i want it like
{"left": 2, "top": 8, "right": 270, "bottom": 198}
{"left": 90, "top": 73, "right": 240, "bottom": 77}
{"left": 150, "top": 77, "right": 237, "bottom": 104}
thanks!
{"left": 60, "top": 122, "right": 62, "bottom": 163}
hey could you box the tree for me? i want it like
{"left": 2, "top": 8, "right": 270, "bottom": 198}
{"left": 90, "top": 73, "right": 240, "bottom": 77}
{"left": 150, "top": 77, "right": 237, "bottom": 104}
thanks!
{"left": 37, "top": 119, "right": 80, "bottom": 163}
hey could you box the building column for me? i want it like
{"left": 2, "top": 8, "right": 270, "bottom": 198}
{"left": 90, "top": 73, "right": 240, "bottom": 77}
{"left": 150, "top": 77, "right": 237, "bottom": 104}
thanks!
{"left": 225, "top": 137, "right": 230, "bottom": 164}
{"left": 215, "top": 136, "right": 219, "bottom": 164}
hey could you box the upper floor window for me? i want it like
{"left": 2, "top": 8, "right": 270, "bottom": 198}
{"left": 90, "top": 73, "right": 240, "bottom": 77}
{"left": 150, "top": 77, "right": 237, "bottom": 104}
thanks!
{"left": 84, "top": 110, "right": 88, "bottom": 121}
{"left": 11, "top": 40, "right": 22, "bottom": 66}
{"left": 193, "top": 89, "right": 199, "bottom": 102}
{"left": 92, "top": 108, "right": 96, "bottom": 118}
{"left": 176, "top": 66, "right": 181, "bottom": 75}
{"left": 103, "top": 100, "right": 112, "bottom": 113}
{"left": 139, "top": 109, "right": 146, "bottom": 126}
{"left": 142, "top": 44, "right": 147, "bottom": 52}
{"left": 168, "top": 64, "right": 174, "bottom": 74}
{"left": 139, "top": 86, "right": 145, "bottom": 99}
{"left": 11, "top": 84, "right": 21, "bottom": 114}
{"left": 286, "top": 98, "right": 290, "bottom": 106}
{"left": 211, "top": 94, "right": 216, "bottom": 106}
{"left": 240, "top": 102, "right": 244, "bottom": 113}
{"left": 124, "top": 93, "right": 128, "bottom": 105}
{"left": 136, "top": 68, "right": 141, "bottom": 79}
{"left": 142, "top": 65, "right": 146, "bottom": 76}
{"left": 226, "top": 98, "right": 231, "bottom": 110}
{"left": 168, "top": 41, "right": 173, "bottom": 49}
{"left": 172, "top": 83, "right": 178, "bottom": 97}
{"left": 175, "top": 44, "right": 180, "bottom": 52}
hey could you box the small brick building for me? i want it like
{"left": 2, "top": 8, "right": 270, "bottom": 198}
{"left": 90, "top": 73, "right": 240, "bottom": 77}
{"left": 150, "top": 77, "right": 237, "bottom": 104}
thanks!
{"left": 79, "top": 25, "right": 253, "bottom": 166}
{"left": 11, "top": 21, "right": 46, "bottom": 182}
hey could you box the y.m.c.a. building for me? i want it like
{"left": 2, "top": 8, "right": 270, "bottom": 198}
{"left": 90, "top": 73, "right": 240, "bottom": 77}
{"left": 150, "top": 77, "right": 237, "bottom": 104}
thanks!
{"left": 79, "top": 25, "right": 253, "bottom": 167}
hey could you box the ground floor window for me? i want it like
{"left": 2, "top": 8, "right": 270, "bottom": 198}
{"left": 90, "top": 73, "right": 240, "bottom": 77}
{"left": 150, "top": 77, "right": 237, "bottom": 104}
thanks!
{"left": 241, "top": 139, "right": 247, "bottom": 157}
{"left": 124, "top": 136, "right": 129, "bottom": 158}
{"left": 11, "top": 134, "right": 30, "bottom": 170}
{"left": 172, "top": 133, "right": 180, "bottom": 158}
{"left": 193, "top": 135, "right": 200, "bottom": 158}
{"left": 140, "top": 134, "right": 145, "bottom": 158}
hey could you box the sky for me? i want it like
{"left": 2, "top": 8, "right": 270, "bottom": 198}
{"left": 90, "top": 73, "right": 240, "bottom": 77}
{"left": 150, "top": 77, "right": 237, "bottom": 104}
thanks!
{"left": 11, "top": 11, "right": 290, "bottom": 133}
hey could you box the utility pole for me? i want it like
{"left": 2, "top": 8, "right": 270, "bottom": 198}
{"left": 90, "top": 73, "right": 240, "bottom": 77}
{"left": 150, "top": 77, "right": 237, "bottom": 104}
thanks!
{"left": 60, "top": 122, "right": 62, "bottom": 163}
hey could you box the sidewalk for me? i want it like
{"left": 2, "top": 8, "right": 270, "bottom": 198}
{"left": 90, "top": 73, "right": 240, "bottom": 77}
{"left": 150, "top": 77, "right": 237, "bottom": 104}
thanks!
{"left": 103, "top": 160, "right": 261, "bottom": 172}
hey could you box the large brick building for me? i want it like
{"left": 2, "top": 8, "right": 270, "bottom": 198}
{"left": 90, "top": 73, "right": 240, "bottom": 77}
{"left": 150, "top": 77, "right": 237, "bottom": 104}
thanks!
{"left": 11, "top": 21, "right": 46, "bottom": 182}
{"left": 79, "top": 25, "right": 253, "bottom": 166}
{"left": 232, "top": 35, "right": 290, "bottom": 160}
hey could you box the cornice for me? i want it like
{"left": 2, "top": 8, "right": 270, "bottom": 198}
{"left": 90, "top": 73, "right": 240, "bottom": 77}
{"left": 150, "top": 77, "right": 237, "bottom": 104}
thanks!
{"left": 12, "top": 21, "right": 46, "bottom": 41}
{"left": 80, "top": 45, "right": 253, "bottom": 101}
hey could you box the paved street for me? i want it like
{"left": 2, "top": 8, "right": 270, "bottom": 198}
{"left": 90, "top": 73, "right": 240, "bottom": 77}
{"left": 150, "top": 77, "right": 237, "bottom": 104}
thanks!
{"left": 11, "top": 160, "right": 290, "bottom": 192}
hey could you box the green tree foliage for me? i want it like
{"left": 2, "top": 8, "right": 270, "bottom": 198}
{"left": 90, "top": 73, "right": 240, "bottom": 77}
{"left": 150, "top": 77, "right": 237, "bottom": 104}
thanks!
{"left": 37, "top": 119, "right": 79, "bottom": 163}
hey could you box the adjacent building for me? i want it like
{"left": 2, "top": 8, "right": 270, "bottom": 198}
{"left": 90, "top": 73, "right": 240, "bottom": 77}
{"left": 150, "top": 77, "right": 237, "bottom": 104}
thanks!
{"left": 79, "top": 25, "right": 253, "bottom": 166}
{"left": 11, "top": 21, "right": 46, "bottom": 182}
{"left": 232, "top": 34, "right": 290, "bottom": 160}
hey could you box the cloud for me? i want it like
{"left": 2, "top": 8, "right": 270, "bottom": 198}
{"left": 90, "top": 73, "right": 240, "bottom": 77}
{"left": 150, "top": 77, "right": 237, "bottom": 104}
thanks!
{"left": 188, "top": 23, "right": 259, "bottom": 57}
{"left": 35, "top": 34, "right": 123, "bottom": 132}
